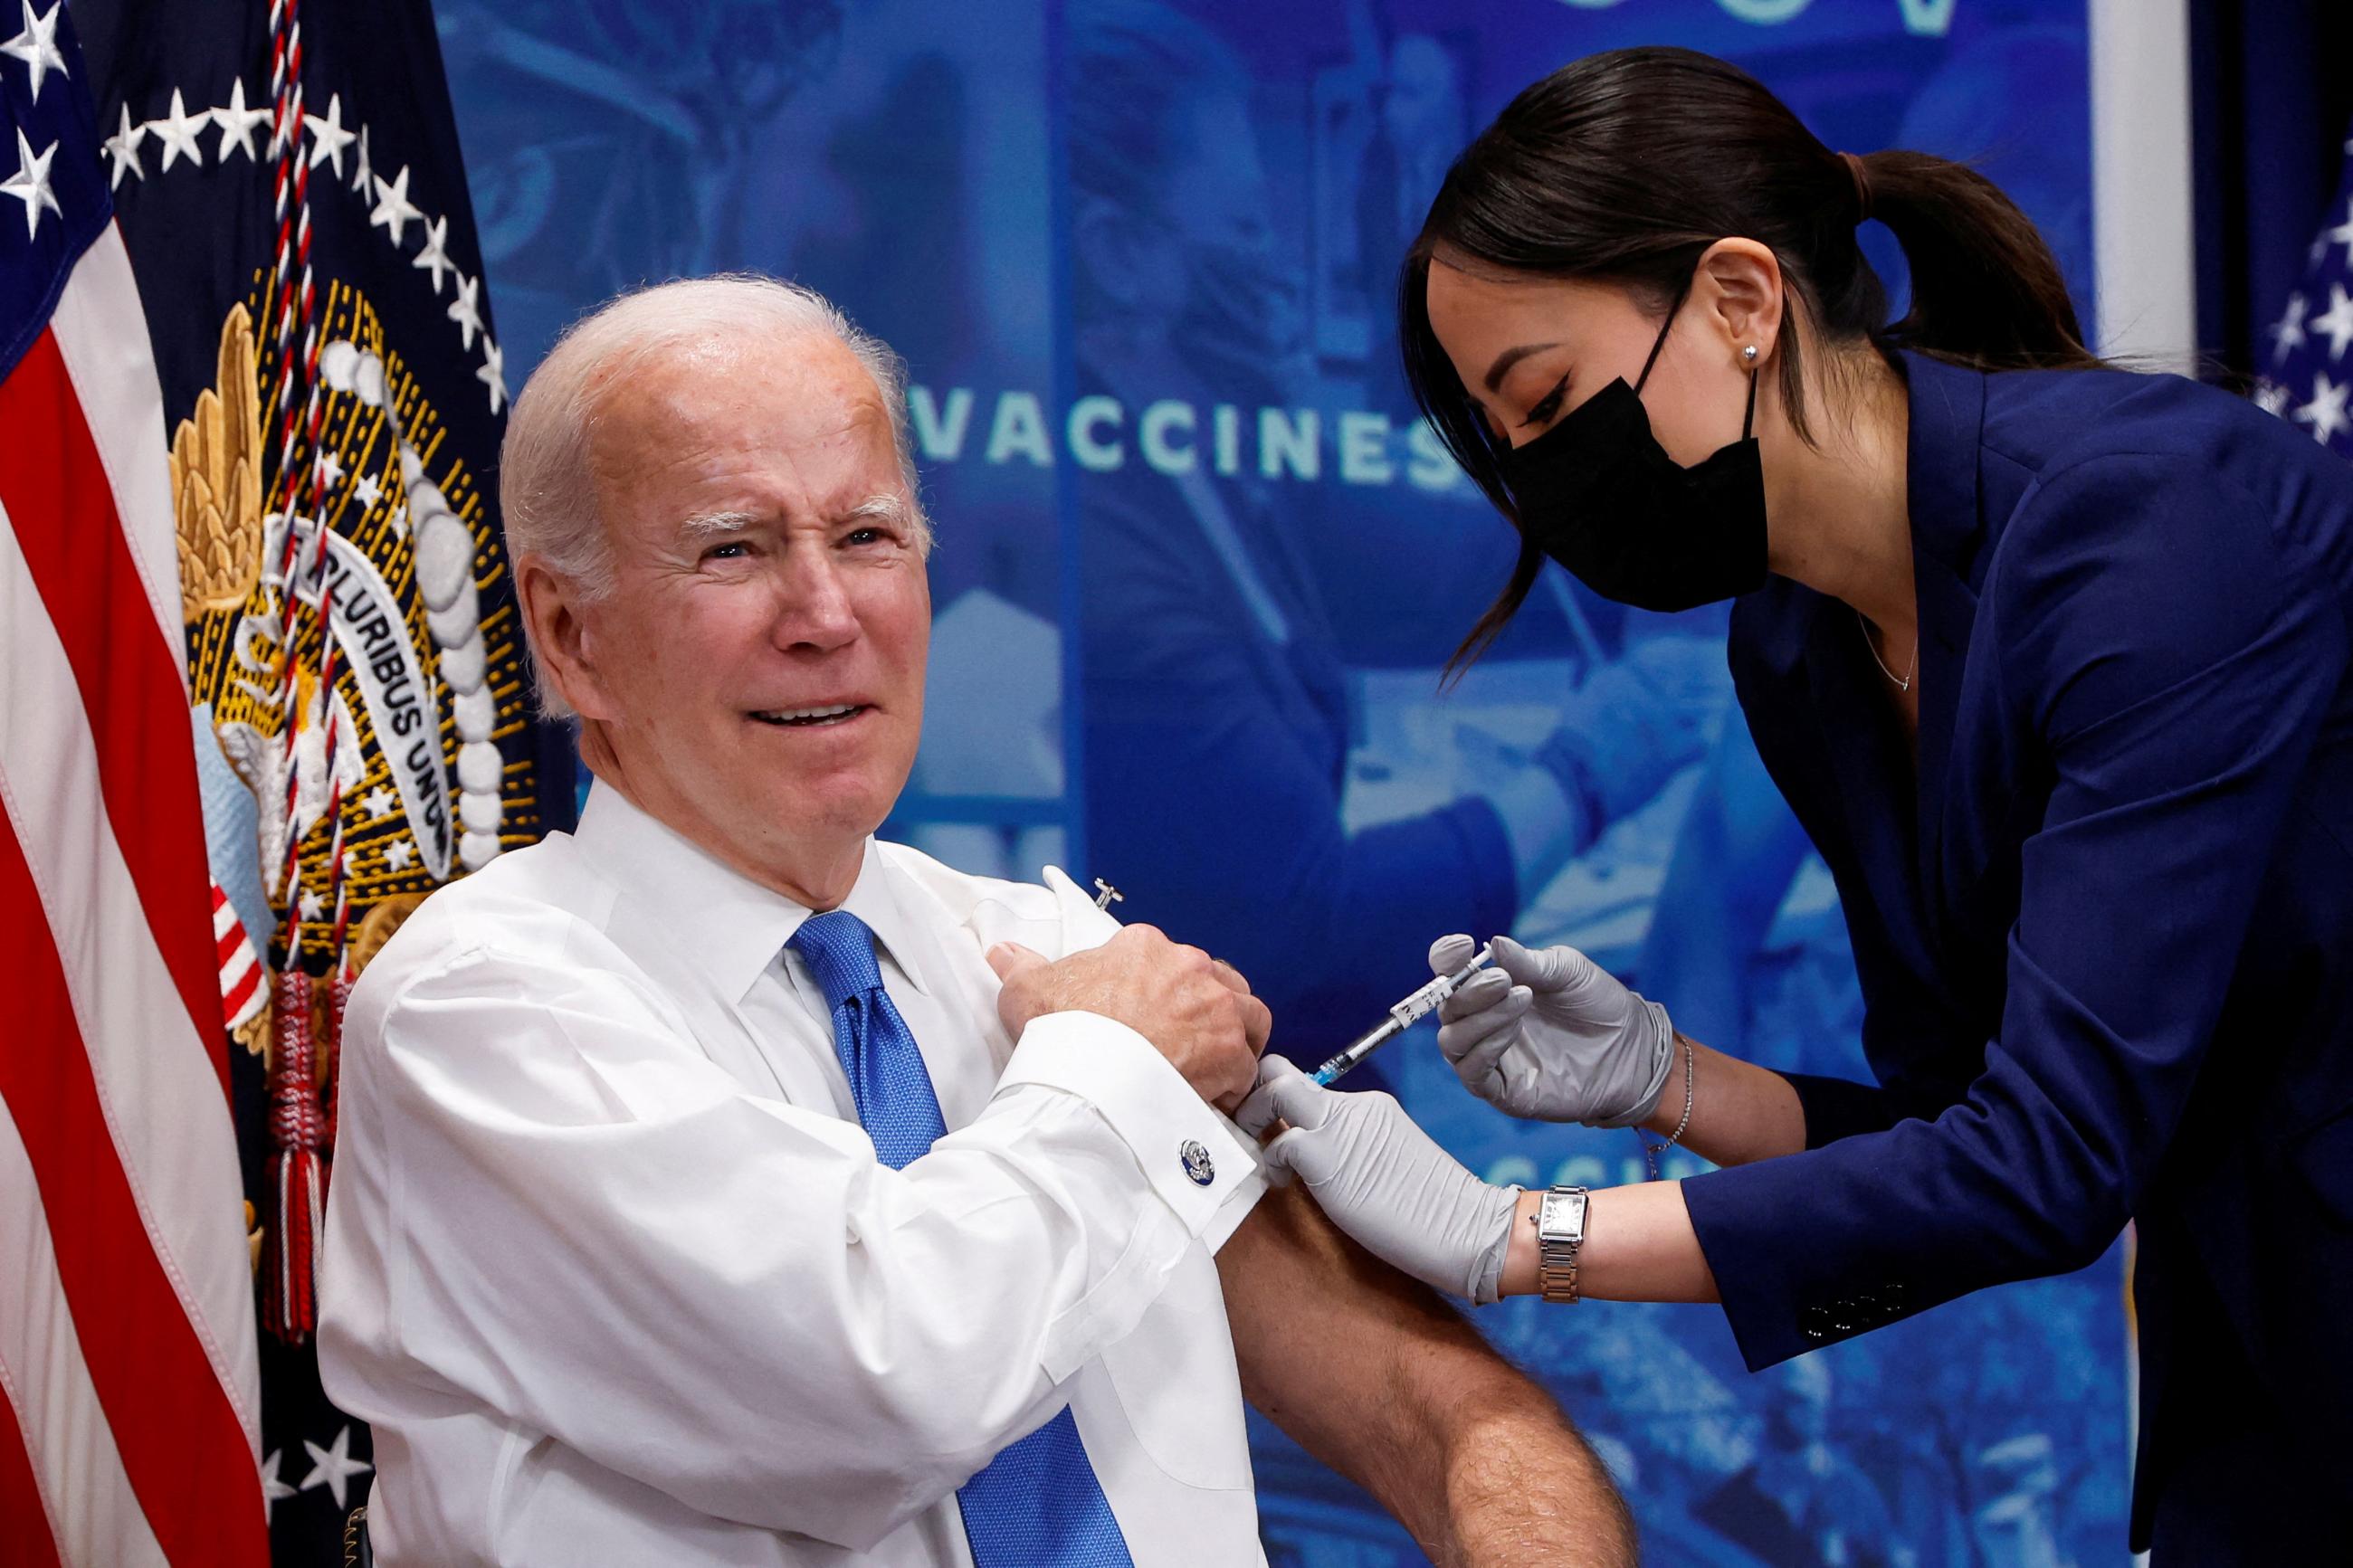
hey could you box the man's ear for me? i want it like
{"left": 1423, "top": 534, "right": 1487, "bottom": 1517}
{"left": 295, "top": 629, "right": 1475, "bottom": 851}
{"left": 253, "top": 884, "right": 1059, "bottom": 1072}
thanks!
{"left": 1694, "top": 237, "right": 1786, "bottom": 371}
{"left": 516, "top": 555, "right": 615, "bottom": 721}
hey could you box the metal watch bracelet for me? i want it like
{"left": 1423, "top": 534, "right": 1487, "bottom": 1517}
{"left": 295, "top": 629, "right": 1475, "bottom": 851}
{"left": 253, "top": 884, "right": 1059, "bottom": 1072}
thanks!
{"left": 1533, "top": 1185, "right": 1590, "bottom": 1304}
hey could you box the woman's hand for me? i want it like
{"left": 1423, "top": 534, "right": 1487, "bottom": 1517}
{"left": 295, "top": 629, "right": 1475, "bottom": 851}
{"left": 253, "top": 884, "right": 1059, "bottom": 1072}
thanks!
{"left": 1237, "top": 1057, "right": 1521, "bottom": 1305}
{"left": 1432, "top": 935, "right": 1676, "bottom": 1127}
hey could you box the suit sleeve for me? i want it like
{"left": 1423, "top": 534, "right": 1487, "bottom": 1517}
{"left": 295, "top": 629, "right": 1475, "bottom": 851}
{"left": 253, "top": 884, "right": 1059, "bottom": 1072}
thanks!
{"left": 1684, "top": 455, "right": 2347, "bottom": 1369}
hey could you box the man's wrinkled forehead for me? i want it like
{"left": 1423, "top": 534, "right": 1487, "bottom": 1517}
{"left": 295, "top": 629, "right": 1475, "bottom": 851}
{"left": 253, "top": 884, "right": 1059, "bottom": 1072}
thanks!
{"left": 594, "top": 327, "right": 888, "bottom": 442}
{"left": 585, "top": 329, "right": 900, "bottom": 509}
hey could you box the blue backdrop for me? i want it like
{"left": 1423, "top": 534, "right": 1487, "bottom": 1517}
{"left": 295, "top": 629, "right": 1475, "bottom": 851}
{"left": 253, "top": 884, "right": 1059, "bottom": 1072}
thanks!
{"left": 437, "top": 2, "right": 2125, "bottom": 1561}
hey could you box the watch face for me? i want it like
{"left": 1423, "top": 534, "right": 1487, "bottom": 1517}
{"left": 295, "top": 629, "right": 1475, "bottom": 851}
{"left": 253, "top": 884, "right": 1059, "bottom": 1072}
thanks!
{"left": 1539, "top": 1189, "right": 1588, "bottom": 1240}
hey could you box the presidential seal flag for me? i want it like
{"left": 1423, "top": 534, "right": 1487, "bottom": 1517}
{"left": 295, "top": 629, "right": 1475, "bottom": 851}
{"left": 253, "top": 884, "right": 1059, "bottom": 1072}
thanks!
{"left": 0, "top": 3, "right": 268, "bottom": 1563}
{"left": 63, "top": 0, "right": 566, "bottom": 1555}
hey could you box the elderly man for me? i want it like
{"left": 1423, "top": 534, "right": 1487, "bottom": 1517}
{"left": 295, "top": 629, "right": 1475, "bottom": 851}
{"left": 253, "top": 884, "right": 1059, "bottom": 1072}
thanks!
{"left": 319, "top": 275, "right": 1632, "bottom": 1567}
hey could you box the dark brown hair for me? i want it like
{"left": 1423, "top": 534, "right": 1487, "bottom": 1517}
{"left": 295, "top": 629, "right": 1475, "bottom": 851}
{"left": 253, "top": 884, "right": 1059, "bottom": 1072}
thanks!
{"left": 1403, "top": 46, "right": 2101, "bottom": 670}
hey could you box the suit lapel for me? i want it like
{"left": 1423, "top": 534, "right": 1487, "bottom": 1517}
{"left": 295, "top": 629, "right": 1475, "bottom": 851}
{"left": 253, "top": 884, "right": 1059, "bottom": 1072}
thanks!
{"left": 1898, "top": 353, "right": 1990, "bottom": 974}
{"left": 1740, "top": 574, "right": 1941, "bottom": 982}
{"left": 1910, "top": 552, "right": 1977, "bottom": 954}
{"left": 1801, "top": 590, "right": 1942, "bottom": 981}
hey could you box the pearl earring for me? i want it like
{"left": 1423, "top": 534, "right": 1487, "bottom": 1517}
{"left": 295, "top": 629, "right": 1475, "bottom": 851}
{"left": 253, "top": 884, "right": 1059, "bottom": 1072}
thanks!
{"left": 1742, "top": 345, "right": 1759, "bottom": 364}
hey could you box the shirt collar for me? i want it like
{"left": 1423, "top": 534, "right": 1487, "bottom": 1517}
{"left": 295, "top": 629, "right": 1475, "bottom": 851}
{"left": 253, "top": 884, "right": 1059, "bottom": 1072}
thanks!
{"left": 571, "top": 784, "right": 936, "bottom": 1003}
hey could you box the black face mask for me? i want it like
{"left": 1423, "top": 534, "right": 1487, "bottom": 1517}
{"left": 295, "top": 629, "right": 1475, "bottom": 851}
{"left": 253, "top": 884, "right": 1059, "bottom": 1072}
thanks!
{"left": 1497, "top": 284, "right": 1768, "bottom": 613}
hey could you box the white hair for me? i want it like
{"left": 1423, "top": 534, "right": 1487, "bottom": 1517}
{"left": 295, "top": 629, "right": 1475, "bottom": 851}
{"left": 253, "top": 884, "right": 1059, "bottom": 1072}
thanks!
{"left": 498, "top": 273, "right": 929, "bottom": 718}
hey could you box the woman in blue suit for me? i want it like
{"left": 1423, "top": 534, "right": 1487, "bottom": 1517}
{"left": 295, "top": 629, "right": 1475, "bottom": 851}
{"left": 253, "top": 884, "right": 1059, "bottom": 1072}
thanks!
{"left": 1241, "top": 48, "right": 2352, "bottom": 1559}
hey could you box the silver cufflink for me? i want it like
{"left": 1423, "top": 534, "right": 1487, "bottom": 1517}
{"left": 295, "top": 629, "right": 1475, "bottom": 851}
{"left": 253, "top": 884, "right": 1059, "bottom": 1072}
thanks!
{"left": 1180, "top": 1140, "right": 1215, "bottom": 1186}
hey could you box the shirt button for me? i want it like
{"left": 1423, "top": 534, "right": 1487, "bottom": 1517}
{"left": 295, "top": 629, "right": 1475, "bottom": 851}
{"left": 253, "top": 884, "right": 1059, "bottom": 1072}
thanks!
{"left": 1180, "top": 1139, "right": 1215, "bottom": 1186}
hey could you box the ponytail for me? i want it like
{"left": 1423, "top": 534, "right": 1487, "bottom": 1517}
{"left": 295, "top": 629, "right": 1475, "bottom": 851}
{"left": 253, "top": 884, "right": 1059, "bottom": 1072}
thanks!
{"left": 1859, "top": 149, "right": 2099, "bottom": 371}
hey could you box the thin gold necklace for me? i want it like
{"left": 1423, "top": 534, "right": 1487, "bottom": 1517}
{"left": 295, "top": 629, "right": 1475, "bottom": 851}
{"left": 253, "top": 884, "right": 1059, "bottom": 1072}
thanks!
{"left": 1856, "top": 609, "right": 1918, "bottom": 692}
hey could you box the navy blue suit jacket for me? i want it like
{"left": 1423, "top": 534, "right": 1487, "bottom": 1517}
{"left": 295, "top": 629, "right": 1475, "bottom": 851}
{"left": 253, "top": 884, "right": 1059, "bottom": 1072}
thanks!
{"left": 1681, "top": 351, "right": 2353, "bottom": 1554}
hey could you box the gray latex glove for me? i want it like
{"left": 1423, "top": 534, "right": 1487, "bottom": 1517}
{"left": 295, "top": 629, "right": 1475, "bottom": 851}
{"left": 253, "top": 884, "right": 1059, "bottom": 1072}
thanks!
{"left": 1429, "top": 934, "right": 1675, "bottom": 1127}
{"left": 1237, "top": 1055, "right": 1520, "bottom": 1304}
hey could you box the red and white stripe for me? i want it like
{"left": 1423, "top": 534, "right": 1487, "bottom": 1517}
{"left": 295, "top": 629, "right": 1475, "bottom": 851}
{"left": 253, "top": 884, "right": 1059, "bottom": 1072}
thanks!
{"left": 212, "top": 883, "right": 264, "bottom": 1034}
{"left": 0, "top": 223, "right": 268, "bottom": 1563}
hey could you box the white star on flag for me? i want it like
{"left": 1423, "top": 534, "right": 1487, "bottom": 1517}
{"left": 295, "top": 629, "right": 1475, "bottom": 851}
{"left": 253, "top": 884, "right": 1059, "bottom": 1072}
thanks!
{"left": 446, "top": 271, "right": 484, "bottom": 350}
{"left": 2312, "top": 285, "right": 2353, "bottom": 362}
{"left": 349, "top": 123, "right": 375, "bottom": 195}
{"left": 362, "top": 784, "right": 397, "bottom": 819}
{"left": 300, "top": 1425, "right": 374, "bottom": 1511}
{"left": 0, "top": 0, "right": 66, "bottom": 103}
{"left": 213, "top": 77, "right": 271, "bottom": 163}
{"left": 306, "top": 91, "right": 356, "bottom": 176}
{"left": 2294, "top": 372, "right": 2350, "bottom": 446}
{"left": 2328, "top": 197, "right": 2353, "bottom": 269}
{"left": 2270, "top": 292, "right": 2309, "bottom": 363}
{"left": 352, "top": 470, "right": 385, "bottom": 511}
{"left": 478, "top": 338, "right": 508, "bottom": 414}
{"left": 369, "top": 163, "right": 424, "bottom": 246}
{"left": 261, "top": 1449, "right": 299, "bottom": 1520}
{"left": 412, "top": 214, "right": 456, "bottom": 295}
{"left": 1, "top": 127, "right": 59, "bottom": 241}
{"left": 2259, "top": 149, "right": 2353, "bottom": 457}
{"left": 150, "top": 88, "right": 210, "bottom": 172}
{"left": 298, "top": 887, "right": 327, "bottom": 921}
{"left": 317, "top": 449, "right": 346, "bottom": 488}
{"left": 385, "top": 837, "right": 416, "bottom": 873}
{"left": 101, "top": 102, "right": 146, "bottom": 188}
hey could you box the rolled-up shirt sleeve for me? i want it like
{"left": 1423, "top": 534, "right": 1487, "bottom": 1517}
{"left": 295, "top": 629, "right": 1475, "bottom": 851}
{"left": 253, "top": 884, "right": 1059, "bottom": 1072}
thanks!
{"left": 1682, "top": 456, "right": 2347, "bottom": 1370}
{"left": 321, "top": 939, "right": 1254, "bottom": 1551}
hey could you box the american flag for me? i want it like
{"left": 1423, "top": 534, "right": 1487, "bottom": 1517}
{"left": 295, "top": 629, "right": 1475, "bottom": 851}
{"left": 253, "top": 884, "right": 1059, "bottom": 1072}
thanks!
{"left": 50, "top": 0, "right": 562, "bottom": 1554}
{"left": 2257, "top": 119, "right": 2353, "bottom": 456}
{"left": 0, "top": 1, "right": 269, "bottom": 1562}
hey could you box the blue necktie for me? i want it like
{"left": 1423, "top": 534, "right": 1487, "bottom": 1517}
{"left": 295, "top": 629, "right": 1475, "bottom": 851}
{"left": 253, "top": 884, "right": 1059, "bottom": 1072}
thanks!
{"left": 787, "top": 911, "right": 1136, "bottom": 1567}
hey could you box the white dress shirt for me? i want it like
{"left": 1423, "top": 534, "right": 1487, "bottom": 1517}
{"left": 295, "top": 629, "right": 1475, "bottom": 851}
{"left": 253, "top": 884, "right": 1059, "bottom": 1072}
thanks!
{"left": 319, "top": 785, "right": 1270, "bottom": 1566}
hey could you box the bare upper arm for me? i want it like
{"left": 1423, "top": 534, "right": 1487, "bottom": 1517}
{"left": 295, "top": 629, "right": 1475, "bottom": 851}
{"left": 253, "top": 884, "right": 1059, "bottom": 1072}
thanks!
{"left": 1216, "top": 1184, "right": 1635, "bottom": 1566}
{"left": 1217, "top": 1181, "right": 1483, "bottom": 1430}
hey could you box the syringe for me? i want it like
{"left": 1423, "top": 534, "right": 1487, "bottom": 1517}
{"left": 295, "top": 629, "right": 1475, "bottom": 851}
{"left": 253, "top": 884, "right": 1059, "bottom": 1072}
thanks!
{"left": 1309, "top": 944, "right": 1495, "bottom": 1086}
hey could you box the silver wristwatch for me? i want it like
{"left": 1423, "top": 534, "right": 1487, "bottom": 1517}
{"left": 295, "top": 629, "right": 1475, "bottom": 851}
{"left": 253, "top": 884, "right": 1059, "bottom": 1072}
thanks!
{"left": 1535, "top": 1186, "right": 1590, "bottom": 1304}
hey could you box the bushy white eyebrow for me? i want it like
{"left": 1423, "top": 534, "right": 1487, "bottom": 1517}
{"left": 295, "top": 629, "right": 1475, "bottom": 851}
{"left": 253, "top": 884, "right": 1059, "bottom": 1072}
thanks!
{"left": 677, "top": 510, "right": 759, "bottom": 543}
{"left": 673, "top": 493, "right": 929, "bottom": 551}
{"left": 843, "top": 493, "right": 915, "bottom": 527}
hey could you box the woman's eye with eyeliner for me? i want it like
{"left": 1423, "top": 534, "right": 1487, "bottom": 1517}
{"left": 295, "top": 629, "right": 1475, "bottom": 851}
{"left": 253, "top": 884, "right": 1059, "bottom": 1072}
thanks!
{"left": 1520, "top": 374, "right": 1571, "bottom": 429}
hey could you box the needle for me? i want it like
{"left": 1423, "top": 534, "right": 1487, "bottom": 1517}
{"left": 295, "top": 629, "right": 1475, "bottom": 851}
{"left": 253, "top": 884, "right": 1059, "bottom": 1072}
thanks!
{"left": 1310, "top": 944, "right": 1495, "bottom": 1086}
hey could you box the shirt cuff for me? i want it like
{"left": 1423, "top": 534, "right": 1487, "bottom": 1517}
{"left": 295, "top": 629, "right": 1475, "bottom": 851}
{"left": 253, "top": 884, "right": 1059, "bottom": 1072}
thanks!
{"left": 996, "top": 1012, "right": 1265, "bottom": 1249}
